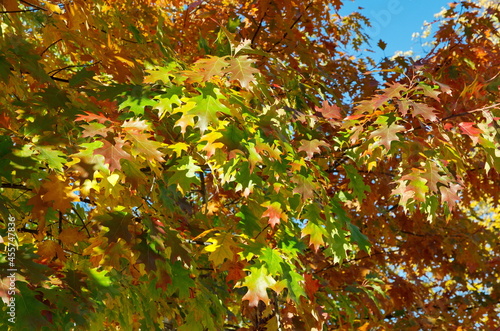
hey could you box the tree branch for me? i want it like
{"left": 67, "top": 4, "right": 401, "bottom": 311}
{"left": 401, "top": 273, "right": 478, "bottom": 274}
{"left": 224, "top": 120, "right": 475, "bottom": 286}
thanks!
{"left": 40, "top": 39, "right": 62, "bottom": 56}
{"left": 1, "top": 183, "right": 32, "bottom": 191}
{"left": 0, "top": 8, "right": 40, "bottom": 13}
{"left": 266, "top": 1, "right": 313, "bottom": 52}
{"left": 19, "top": 0, "right": 47, "bottom": 11}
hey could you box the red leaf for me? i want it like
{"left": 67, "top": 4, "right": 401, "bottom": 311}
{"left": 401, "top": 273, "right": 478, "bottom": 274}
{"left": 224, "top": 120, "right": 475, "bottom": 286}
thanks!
{"left": 94, "top": 137, "right": 132, "bottom": 172}
{"left": 304, "top": 273, "right": 320, "bottom": 299}
{"left": 316, "top": 100, "right": 342, "bottom": 120}
{"left": 75, "top": 111, "right": 113, "bottom": 124}
{"left": 459, "top": 122, "right": 482, "bottom": 144}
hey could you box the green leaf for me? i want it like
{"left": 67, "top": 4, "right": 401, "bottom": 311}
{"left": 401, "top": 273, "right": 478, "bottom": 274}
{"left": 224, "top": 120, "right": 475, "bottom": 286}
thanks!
{"left": 260, "top": 247, "right": 284, "bottom": 275}
{"left": 348, "top": 222, "right": 371, "bottom": 253}
{"left": 187, "top": 85, "right": 231, "bottom": 132}
{"left": 237, "top": 204, "right": 263, "bottom": 237}
{"left": 167, "top": 156, "right": 201, "bottom": 194}
{"left": 34, "top": 145, "right": 67, "bottom": 172}
{"left": 343, "top": 164, "right": 371, "bottom": 202}
{"left": 169, "top": 261, "right": 195, "bottom": 299}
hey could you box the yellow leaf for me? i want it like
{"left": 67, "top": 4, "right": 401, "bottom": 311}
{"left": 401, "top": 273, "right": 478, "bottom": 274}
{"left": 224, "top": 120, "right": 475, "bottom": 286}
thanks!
{"left": 203, "top": 233, "right": 238, "bottom": 266}
{"left": 45, "top": 3, "right": 63, "bottom": 14}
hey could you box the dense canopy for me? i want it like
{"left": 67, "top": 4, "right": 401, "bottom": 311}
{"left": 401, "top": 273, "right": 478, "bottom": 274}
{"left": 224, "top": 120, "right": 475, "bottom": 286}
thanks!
{"left": 0, "top": 0, "right": 499, "bottom": 329}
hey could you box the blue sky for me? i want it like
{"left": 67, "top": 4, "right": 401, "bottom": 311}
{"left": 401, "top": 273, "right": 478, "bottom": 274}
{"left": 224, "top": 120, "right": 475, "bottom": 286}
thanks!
{"left": 339, "top": 0, "right": 452, "bottom": 60}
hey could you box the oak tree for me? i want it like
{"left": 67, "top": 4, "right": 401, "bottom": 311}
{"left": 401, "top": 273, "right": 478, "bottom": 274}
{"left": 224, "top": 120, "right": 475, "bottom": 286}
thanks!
{"left": 0, "top": 0, "right": 499, "bottom": 329}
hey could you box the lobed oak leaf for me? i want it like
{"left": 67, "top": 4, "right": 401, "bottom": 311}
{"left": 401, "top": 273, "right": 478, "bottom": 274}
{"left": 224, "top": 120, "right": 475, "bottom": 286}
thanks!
{"left": 316, "top": 100, "right": 342, "bottom": 120}
{"left": 187, "top": 88, "right": 231, "bottom": 133}
{"left": 169, "top": 261, "right": 195, "bottom": 299}
{"left": 200, "top": 131, "right": 224, "bottom": 158}
{"left": 59, "top": 228, "right": 87, "bottom": 246}
{"left": 126, "top": 132, "right": 165, "bottom": 162}
{"left": 225, "top": 56, "right": 260, "bottom": 89}
{"left": 382, "top": 82, "right": 406, "bottom": 100}
{"left": 81, "top": 122, "right": 113, "bottom": 138}
{"left": 298, "top": 139, "right": 329, "bottom": 159}
{"left": 418, "top": 83, "right": 442, "bottom": 101}
{"left": 408, "top": 102, "right": 437, "bottom": 122}
{"left": 233, "top": 39, "right": 252, "bottom": 56}
{"left": 343, "top": 164, "right": 371, "bottom": 201}
{"left": 292, "top": 174, "right": 316, "bottom": 201}
{"left": 34, "top": 146, "right": 67, "bottom": 172}
{"left": 121, "top": 118, "right": 151, "bottom": 132}
{"left": 422, "top": 161, "right": 449, "bottom": 193}
{"left": 37, "top": 240, "right": 66, "bottom": 262}
{"left": 391, "top": 179, "right": 415, "bottom": 210}
{"left": 369, "top": 123, "right": 405, "bottom": 150}
{"left": 400, "top": 169, "right": 429, "bottom": 202}
{"left": 260, "top": 247, "right": 284, "bottom": 275}
{"left": 261, "top": 201, "right": 284, "bottom": 228}
{"left": 301, "top": 221, "right": 327, "bottom": 252}
{"left": 203, "top": 233, "right": 238, "bottom": 266}
{"left": 439, "top": 183, "right": 461, "bottom": 211}
{"left": 41, "top": 174, "right": 79, "bottom": 211}
{"left": 144, "top": 64, "right": 179, "bottom": 84}
{"left": 397, "top": 99, "right": 411, "bottom": 116}
{"left": 459, "top": 122, "right": 483, "bottom": 145}
{"left": 193, "top": 55, "right": 230, "bottom": 82}
{"left": 154, "top": 88, "right": 183, "bottom": 119}
{"left": 75, "top": 111, "right": 113, "bottom": 124}
{"left": 94, "top": 137, "right": 132, "bottom": 172}
{"left": 240, "top": 266, "right": 276, "bottom": 307}
{"left": 166, "top": 142, "right": 190, "bottom": 158}
{"left": 175, "top": 113, "right": 196, "bottom": 134}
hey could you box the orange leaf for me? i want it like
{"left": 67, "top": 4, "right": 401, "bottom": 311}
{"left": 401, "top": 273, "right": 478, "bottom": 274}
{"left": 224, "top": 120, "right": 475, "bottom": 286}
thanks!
{"left": 37, "top": 240, "right": 66, "bottom": 262}
{"left": 59, "top": 228, "right": 87, "bottom": 246}
{"left": 261, "top": 202, "right": 284, "bottom": 228}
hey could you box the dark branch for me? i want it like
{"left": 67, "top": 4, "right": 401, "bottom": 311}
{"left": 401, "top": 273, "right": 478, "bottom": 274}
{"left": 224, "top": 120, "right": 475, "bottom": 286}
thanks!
{"left": 0, "top": 8, "right": 40, "bottom": 13}
{"left": 1, "top": 183, "right": 32, "bottom": 191}
{"left": 40, "top": 39, "right": 62, "bottom": 56}
{"left": 251, "top": 11, "right": 267, "bottom": 47}
{"left": 19, "top": 0, "right": 47, "bottom": 11}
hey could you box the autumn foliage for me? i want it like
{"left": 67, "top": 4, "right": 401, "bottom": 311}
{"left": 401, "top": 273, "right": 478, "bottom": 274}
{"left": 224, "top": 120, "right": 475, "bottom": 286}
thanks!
{"left": 0, "top": 0, "right": 500, "bottom": 329}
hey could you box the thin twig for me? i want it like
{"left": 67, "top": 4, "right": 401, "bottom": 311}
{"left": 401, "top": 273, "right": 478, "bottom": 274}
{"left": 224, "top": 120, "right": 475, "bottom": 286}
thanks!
{"left": 19, "top": 0, "right": 47, "bottom": 11}
{"left": 72, "top": 207, "right": 91, "bottom": 237}
{"left": 40, "top": 39, "right": 62, "bottom": 56}
{"left": 0, "top": 8, "right": 40, "bottom": 13}
{"left": 1, "top": 183, "right": 32, "bottom": 191}
{"left": 266, "top": 1, "right": 313, "bottom": 52}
